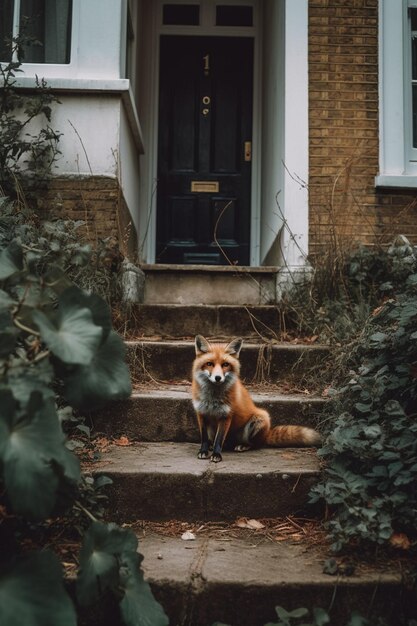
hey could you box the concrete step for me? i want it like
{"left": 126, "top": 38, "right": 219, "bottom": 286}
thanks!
{"left": 141, "top": 264, "right": 279, "bottom": 305}
{"left": 126, "top": 340, "right": 329, "bottom": 385}
{"left": 93, "top": 385, "right": 325, "bottom": 442}
{"left": 92, "top": 442, "right": 320, "bottom": 522}
{"left": 121, "top": 303, "right": 284, "bottom": 340}
{"left": 136, "top": 534, "right": 405, "bottom": 626}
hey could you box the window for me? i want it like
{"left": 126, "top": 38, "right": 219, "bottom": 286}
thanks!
{"left": 376, "top": 0, "right": 417, "bottom": 187}
{"left": 162, "top": 4, "right": 199, "bottom": 25}
{"left": 216, "top": 5, "right": 253, "bottom": 27}
{"left": 0, "top": 0, "right": 72, "bottom": 64}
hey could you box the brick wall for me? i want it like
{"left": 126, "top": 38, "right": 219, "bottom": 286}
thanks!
{"left": 308, "top": 0, "right": 417, "bottom": 255}
{"left": 29, "top": 175, "right": 138, "bottom": 261}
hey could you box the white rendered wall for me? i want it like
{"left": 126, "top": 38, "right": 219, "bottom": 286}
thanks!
{"left": 260, "top": 0, "right": 309, "bottom": 270}
{"left": 50, "top": 95, "right": 120, "bottom": 176}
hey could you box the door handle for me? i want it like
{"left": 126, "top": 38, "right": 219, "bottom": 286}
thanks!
{"left": 244, "top": 141, "right": 252, "bottom": 162}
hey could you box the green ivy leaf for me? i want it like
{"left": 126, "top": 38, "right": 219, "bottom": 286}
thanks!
{"left": 7, "top": 357, "right": 55, "bottom": 407}
{"left": 63, "top": 330, "right": 132, "bottom": 409}
{"left": 0, "top": 551, "right": 76, "bottom": 626}
{"left": 77, "top": 521, "right": 138, "bottom": 605}
{"left": 119, "top": 552, "right": 169, "bottom": 626}
{"left": 0, "top": 241, "right": 23, "bottom": 280}
{"left": 0, "top": 390, "right": 80, "bottom": 520}
{"left": 312, "top": 608, "right": 330, "bottom": 626}
{"left": 33, "top": 299, "right": 102, "bottom": 365}
{"left": 0, "top": 288, "right": 15, "bottom": 310}
{"left": 345, "top": 612, "right": 369, "bottom": 626}
{"left": 59, "top": 286, "right": 112, "bottom": 341}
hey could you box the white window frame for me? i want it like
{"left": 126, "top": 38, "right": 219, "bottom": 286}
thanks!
{"left": 1, "top": 0, "right": 130, "bottom": 84}
{"left": 376, "top": 0, "right": 417, "bottom": 188}
{"left": 3, "top": 0, "right": 80, "bottom": 78}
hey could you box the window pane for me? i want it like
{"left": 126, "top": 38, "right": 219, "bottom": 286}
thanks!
{"left": 20, "top": 0, "right": 72, "bottom": 63}
{"left": 216, "top": 5, "right": 253, "bottom": 27}
{"left": 163, "top": 4, "right": 199, "bottom": 25}
{"left": 413, "top": 84, "right": 417, "bottom": 148}
{"left": 0, "top": 0, "right": 14, "bottom": 61}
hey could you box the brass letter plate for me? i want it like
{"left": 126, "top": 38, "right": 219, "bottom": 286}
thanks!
{"left": 191, "top": 181, "right": 219, "bottom": 193}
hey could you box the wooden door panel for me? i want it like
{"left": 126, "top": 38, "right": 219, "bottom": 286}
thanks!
{"left": 157, "top": 36, "right": 253, "bottom": 265}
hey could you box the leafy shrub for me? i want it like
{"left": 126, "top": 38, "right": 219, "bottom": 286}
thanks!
{"left": 0, "top": 32, "right": 62, "bottom": 193}
{"left": 0, "top": 200, "right": 168, "bottom": 625}
{"left": 311, "top": 237, "right": 417, "bottom": 551}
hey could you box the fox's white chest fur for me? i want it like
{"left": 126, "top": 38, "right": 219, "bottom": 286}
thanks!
{"left": 192, "top": 370, "right": 236, "bottom": 417}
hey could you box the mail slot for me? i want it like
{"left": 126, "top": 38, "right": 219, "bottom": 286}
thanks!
{"left": 191, "top": 181, "right": 219, "bottom": 193}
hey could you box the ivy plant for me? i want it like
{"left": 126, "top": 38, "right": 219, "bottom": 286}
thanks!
{"left": 311, "top": 237, "right": 417, "bottom": 551}
{"left": 0, "top": 201, "right": 168, "bottom": 626}
{"left": 0, "top": 31, "right": 62, "bottom": 192}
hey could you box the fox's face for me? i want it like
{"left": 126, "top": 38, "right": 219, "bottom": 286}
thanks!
{"left": 193, "top": 335, "right": 242, "bottom": 386}
{"left": 200, "top": 355, "right": 233, "bottom": 384}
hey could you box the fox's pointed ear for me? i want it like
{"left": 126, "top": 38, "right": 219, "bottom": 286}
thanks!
{"left": 225, "top": 337, "right": 243, "bottom": 358}
{"left": 195, "top": 335, "right": 211, "bottom": 355}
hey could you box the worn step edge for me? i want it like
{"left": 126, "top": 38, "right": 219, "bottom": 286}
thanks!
{"left": 90, "top": 442, "right": 320, "bottom": 522}
{"left": 92, "top": 388, "right": 325, "bottom": 441}
{"left": 71, "top": 536, "right": 408, "bottom": 626}
{"left": 138, "top": 535, "right": 405, "bottom": 626}
{"left": 125, "top": 340, "right": 329, "bottom": 384}
{"left": 123, "top": 303, "right": 285, "bottom": 339}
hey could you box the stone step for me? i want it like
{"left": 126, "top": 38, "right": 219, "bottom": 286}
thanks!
{"left": 136, "top": 534, "right": 405, "bottom": 626}
{"left": 91, "top": 442, "right": 320, "bottom": 522}
{"left": 93, "top": 386, "right": 325, "bottom": 442}
{"left": 141, "top": 264, "right": 279, "bottom": 305}
{"left": 123, "top": 303, "right": 283, "bottom": 340}
{"left": 126, "top": 340, "right": 329, "bottom": 385}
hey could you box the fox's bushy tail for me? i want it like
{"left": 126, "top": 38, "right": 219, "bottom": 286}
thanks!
{"left": 265, "top": 425, "right": 321, "bottom": 447}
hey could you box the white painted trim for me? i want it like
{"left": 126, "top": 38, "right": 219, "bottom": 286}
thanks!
{"left": 10, "top": 77, "right": 130, "bottom": 91}
{"left": 375, "top": 175, "right": 417, "bottom": 188}
{"left": 280, "top": 0, "right": 309, "bottom": 270}
{"left": 141, "top": 0, "right": 261, "bottom": 265}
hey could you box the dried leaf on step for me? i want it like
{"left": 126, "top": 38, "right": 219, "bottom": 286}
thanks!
{"left": 114, "top": 436, "right": 131, "bottom": 446}
{"left": 181, "top": 531, "right": 196, "bottom": 541}
{"left": 235, "top": 518, "right": 265, "bottom": 530}
{"left": 389, "top": 533, "right": 411, "bottom": 550}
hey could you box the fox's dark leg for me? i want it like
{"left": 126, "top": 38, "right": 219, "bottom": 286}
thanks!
{"left": 197, "top": 413, "right": 210, "bottom": 459}
{"left": 211, "top": 416, "right": 232, "bottom": 463}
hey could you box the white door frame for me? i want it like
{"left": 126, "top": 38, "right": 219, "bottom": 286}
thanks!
{"left": 138, "top": 0, "right": 309, "bottom": 270}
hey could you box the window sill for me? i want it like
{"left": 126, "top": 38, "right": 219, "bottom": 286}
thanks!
{"left": 9, "top": 76, "right": 131, "bottom": 93}
{"left": 375, "top": 175, "right": 417, "bottom": 189}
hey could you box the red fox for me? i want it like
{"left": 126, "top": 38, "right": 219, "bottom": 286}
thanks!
{"left": 192, "top": 335, "right": 321, "bottom": 463}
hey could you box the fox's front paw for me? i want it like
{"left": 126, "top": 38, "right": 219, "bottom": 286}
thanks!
{"left": 210, "top": 452, "right": 222, "bottom": 463}
{"left": 197, "top": 450, "right": 210, "bottom": 460}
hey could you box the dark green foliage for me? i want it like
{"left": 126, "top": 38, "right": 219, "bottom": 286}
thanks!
{"left": 77, "top": 522, "right": 168, "bottom": 626}
{"left": 0, "top": 202, "right": 168, "bottom": 625}
{"left": 311, "top": 237, "right": 417, "bottom": 550}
